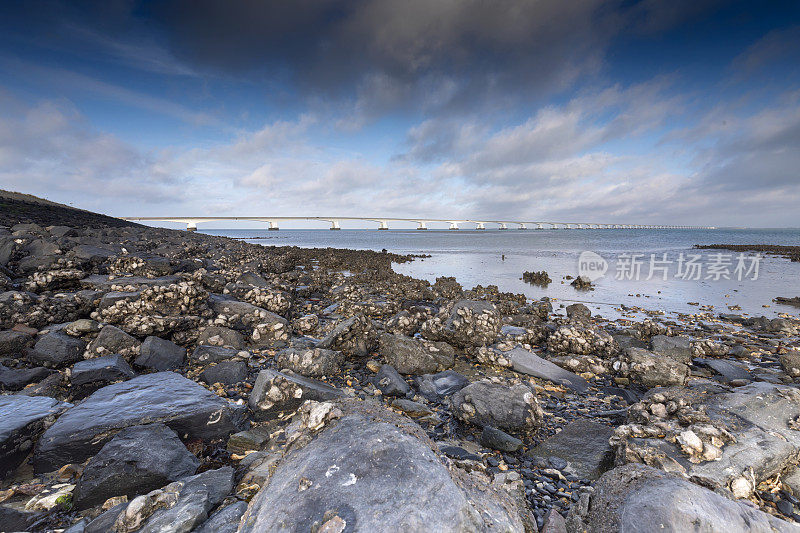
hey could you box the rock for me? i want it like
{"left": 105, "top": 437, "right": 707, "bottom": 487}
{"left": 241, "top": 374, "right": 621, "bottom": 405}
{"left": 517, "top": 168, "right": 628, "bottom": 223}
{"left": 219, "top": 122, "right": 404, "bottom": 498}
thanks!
{"left": 780, "top": 351, "right": 800, "bottom": 379}
{"left": 70, "top": 353, "right": 135, "bottom": 387}
{"left": 83, "top": 502, "right": 127, "bottom": 533}
{"left": 238, "top": 406, "right": 529, "bottom": 532}
{"left": 249, "top": 369, "right": 345, "bottom": 421}
{"left": 74, "top": 423, "right": 200, "bottom": 509}
{"left": 200, "top": 360, "right": 248, "bottom": 386}
{"left": 34, "top": 372, "right": 244, "bottom": 473}
{"left": 546, "top": 325, "right": 617, "bottom": 357}
{"left": 273, "top": 347, "right": 344, "bottom": 377}
{"left": 624, "top": 347, "right": 689, "bottom": 388}
{"left": 0, "top": 365, "right": 52, "bottom": 390}
{"left": 729, "top": 344, "right": 751, "bottom": 358}
{"left": 391, "top": 398, "right": 432, "bottom": 417}
{"left": 135, "top": 335, "right": 185, "bottom": 371}
{"left": 197, "top": 326, "right": 246, "bottom": 349}
{"left": 1, "top": 395, "right": 70, "bottom": 478}
{"left": 192, "top": 345, "right": 241, "bottom": 364}
{"left": 451, "top": 380, "right": 544, "bottom": 432}
{"left": 378, "top": 333, "right": 454, "bottom": 375}
{"left": 532, "top": 419, "right": 614, "bottom": 480}
{"left": 316, "top": 315, "right": 377, "bottom": 357}
{"left": 194, "top": 501, "right": 248, "bottom": 533}
{"left": 238, "top": 271, "right": 269, "bottom": 287}
{"left": 0, "top": 505, "right": 45, "bottom": 531}
{"left": 85, "top": 325, "right": 140, "bottom": 359}
{"left": 566, "top": 303, "right": 591, "bottom": 320}
{"left": 481, "top": 426, "right": 523, "bottom": 452}
{"left": 64, "top": 319, "right": 101, "bottom": 336}
{"left": 507, "top": 347, "right": 589, "bottom": 392}
{"left": 29, "top": 330, "right": 86, "bottom": 367}
{"left": 373, "top": 364, "right": 411, "bottom": 397}
{"left": 227, "top": 427, "right": 272, "bottom": 455}
{"left": 98, "top": 290, "right": 141, "bottom": 311}
{"left": 650, "top": 335, "right": 693, "bottom": 364}
{"left": 420, "top": 299, "right": 501, "bottom": 348}
{"left": 414, "top": 370, "right": 470, "bottom": 401}
{"left": 566, "top": 463, "right": 799, "bottom": 532}
{"left": 0, "top": 329, "right": 33, "bottom": 356}
{"left": 541, "top": 509, "right": 567, "bottom": 533}
{"left": 694, "top": 358, "right": 751, "bottom": 383}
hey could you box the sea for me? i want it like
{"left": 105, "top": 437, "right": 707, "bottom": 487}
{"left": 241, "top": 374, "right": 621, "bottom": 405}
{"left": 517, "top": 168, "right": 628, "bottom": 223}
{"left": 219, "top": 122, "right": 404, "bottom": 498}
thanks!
{"left": 199, "top": 228, "right": 800, "bottom": 321}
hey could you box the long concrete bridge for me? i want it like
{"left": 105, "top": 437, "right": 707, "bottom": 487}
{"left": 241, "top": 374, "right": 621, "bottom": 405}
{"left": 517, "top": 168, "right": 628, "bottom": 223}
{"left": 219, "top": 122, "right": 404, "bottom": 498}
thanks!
{"left": 122, "top": 216, "right": 714, "bottom": 231}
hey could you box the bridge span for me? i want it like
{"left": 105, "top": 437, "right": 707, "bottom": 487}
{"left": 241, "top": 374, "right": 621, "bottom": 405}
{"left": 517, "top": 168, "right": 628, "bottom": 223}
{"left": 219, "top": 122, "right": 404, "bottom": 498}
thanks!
{"left": 122, "top": 216, "right": 713, "bottom": 232}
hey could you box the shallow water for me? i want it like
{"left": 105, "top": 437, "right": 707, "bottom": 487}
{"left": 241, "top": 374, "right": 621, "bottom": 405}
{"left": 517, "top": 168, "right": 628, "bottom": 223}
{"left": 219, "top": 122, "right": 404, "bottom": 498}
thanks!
{"left": 201, "top": 228, "right": 800, "bottom": 320}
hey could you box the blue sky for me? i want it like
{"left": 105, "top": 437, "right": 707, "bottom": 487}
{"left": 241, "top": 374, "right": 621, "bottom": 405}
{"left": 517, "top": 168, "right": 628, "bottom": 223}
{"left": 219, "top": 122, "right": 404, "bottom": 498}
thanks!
{"left": 0, "top": 0, "right": 799, "bottom": 227}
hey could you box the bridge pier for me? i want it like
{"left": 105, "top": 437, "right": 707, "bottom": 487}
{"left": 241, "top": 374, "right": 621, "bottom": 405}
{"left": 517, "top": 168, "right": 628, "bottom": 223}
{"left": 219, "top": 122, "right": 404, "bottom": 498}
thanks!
{"left": 449, "top": 221, "right": 460, "bottom": 230}
{"left": 518, "top": 223, "right": 527, "bottom": 230}
{"left": 186, "top": 221, "right": 197, "bottom": 232}
{"left": 476, "top": 222, "right": 486, "bottom": 230}
{"left": 328, "top": 220, "right": 341, "bottom": 230}
{"left": 416, "top": 221, "right": 428, "bottom": 230}
{"left": 378, "top": 220, "right": 389, "bottom": 230}
{"left": 498, "top": 223, "right": 508, "bottom": 230}
{"left": 267, "top": 220, "right": 279, "bottom": 231}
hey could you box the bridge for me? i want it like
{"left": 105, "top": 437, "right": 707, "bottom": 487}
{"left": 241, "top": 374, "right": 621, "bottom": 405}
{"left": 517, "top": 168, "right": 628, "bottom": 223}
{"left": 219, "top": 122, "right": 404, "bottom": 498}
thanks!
{"left": 121, "top": 216, "right": 714, "bottom": 231}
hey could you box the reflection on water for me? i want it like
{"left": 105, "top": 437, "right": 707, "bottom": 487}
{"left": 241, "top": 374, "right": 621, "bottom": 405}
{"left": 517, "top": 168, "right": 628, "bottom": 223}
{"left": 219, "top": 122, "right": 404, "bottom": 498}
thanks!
{"left": 201, "top": 228, "right": 800, "bottom": 320}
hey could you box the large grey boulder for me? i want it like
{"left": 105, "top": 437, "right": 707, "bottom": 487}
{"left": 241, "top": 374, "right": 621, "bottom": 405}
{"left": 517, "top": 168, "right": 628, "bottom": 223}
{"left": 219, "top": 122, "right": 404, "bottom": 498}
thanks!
{"left": 624, "top": 347, "right": 689, "bottom": 388}
{"left": 29, "top": 330, "right": 86, "bottom": 367}
{"left": 249, "top": 369, "right": 345, "bottom": 421}
{"left": 451, "top": 380, "right": 544, "bottom": 432}
{"left": 566, "top": 463, "right": 799, "bottom": 532}
{"left": 507, "top": 347, "right": 589, "bottom": 392}
{"left": 273, "top": 346, "right": 344, "bottom": 377}
{"left": 378, "top": 333, "right": 454, "bottom": 375}
{"left": 650, "top": 335, "right": 693, "bottom": 364}
{"left": 420, "top": 300, "right": 501, "bottom": 348}
{"left": 135, "top": 335, "right": 185, "bottom": 371}
{"left": 239, "top": 403, "right": 530, "bottom": 532}
{"left": 0, "top": 395, "right": 71, "bottom": 478}
{"left": 74, "top": 423, "right": 200, "bottom": 509}
{"left": 532, "top": 419, "right": 614, "bottom": 480}
{"left": 34, "top": 372, "right": 245, "bottom": 473}
{"left": 197, "top": 326, "right": 246, "bottom": 350}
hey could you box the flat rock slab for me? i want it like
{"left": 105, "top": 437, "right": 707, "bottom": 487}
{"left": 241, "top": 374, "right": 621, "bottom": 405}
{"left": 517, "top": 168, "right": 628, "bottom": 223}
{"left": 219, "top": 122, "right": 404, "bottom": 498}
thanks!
{"left": 1, "top": 395, "right": 71, "bottom": 478}
{"left": 507, "top": 347, "right": 589, "bottom": 393}
{"left": 694, "top": 358, "right": 751, "bottom": 382}
{"left": 34, "top": 371, "right": 245, "bottom": 473}
{"left": 532, "top": 419, "right": 614, "bottom": 481}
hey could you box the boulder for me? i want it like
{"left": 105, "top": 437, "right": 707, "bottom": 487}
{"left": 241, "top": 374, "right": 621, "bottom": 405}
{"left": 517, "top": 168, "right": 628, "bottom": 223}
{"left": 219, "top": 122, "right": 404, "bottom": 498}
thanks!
{"left": 780, "top": 351, "right": 800, "bottom": 379}
{"left": 420, "top": 300, "right": 501, "bottom": 348}
{"left": 566, "top": 303, "right": 591, "bottom": 320}
{"left": 650, "top": 335, "right": 693, "bottom": 364}
{"left": 0, "top": 329, "right": 33, "bottom": 356}
{"left": 74, "top": 423, "right": 200, "bottom": 509}
{"left": 273, "top": 347, "right": 344, "bottom": 377}
{"left": 194, "top": 501, "right": 248, "bottom": 533}
{"left": 316, "top": 315, "right": 377, "bottom": 357}
{"left": 532, "top": 419, "right": 614, "bottom": 480}
{"left": 624, "top": 347, "right": 689, "bottom": 388}
{"left": 378, "top": 333, "right": 454, "bottom": 375}
{"left": 694, "top": 358, "right": 751, "bottom": 383}
{"left": 1, "top": 395, "right": 71, "bottom": 478}
{"left": 414, "top": 370, "right": 470, "bottom": 402}
{"left": 249, "top": 369, "right": 346, "bottom": 421}
{"left": 566, "top": 463, "right": 799, "bottom": 533}
{"left": 0, "top": 365, "right": 52, "bottom": 390}
{"left": 373, "top": 364, "right": 411, "bottom": 397}
{"left": 507, "top": 347, "right": 589, "bottom": 392}
{"left": 451, "top": 380, "right": 544, "bottom": 432}
{"left": 192, "top": 345, "right": 241, "bottom": 364}
{"left": 481, "top": 426, "right": 523, "bottom": 452}
{"left": 85, "top": 325, "right": 140, "bottom": 359}
{"left": 70, "top": 354, "right": 136, "bottom": 399}
{"left": 200, "top": 360, "right": 248, "bottom": 386}
{"left": 135, "top": 335, "right": 185, "bottom": 371}
{"left": 29, "top": 331, "right": 86, "bottom": 367}
{"left": 197, "top": 326, "right": 246, "bottom": 349}
{"left": 34, "top": 372, "right": 245, "bottom": 473}
{"left": 239, "top": 403, "right": 530, "bottom": 532}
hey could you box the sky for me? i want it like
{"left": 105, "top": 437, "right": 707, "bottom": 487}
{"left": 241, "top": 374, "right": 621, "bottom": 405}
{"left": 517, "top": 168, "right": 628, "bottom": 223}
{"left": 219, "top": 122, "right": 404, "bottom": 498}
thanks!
{"left": 0, "top": 0, "right": 799, "bottom": 228}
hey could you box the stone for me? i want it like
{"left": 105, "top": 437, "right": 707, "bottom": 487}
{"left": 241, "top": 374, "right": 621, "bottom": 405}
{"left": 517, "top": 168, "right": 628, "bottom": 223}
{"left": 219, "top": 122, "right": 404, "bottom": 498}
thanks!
{"left": 194, "top": 501, "right": 248, "bottom": 533}
{"left": 420, "top": 299, "right": 501, "bottom": 348}
{"left": 273, "top": 347, "right": 344, "bottom": 377}
{"left": 624, "top": 347, "right": 689, "bottom": 388}
{"left": 0, "top": 329, "right": 33, "bottom": 356}
{"left": 378, "top": 333, "right": 454, "bottom": 375}
{"left": 29, "top": 330, "right": 86, "bottom": 367}
{"left": 85, "top": 325, "right": 140, "bottom": 359}
{"left": 74, "top": 423, "right": 200, "bottom": 510}
{"left": 98, "top": 290, "right": 140, "bottom": 311}
{"left": 135, "top": 335, "right": 185, "bottom": 371}
{"left": 70, "top": 353, "right": 135, "bottom": 387}
{"left": 541, "top": 509, "right": 567, "bottom": 533}
{"left": 373, "top": 364, "right": 411, "bottom": 397}
{"left": 650, "top": 335, "right": 693, "bottom": 364}
{"left": 192, "top": 345, "right": 241, "bottom": 364}
{"left": 64, "top": 319, "right": 101, "bottom": 336}
{"left": 238, "top": 408, "right": 529, "bottom": 532}
{"left": 780, "top": 351, "right": 800, "bottom": 379}
{"left": 197, "top": 326, "right": 246, "bottom": 349}
{"left": 507, "top": 347, "right": 589, "bottom": 392}
{"left": 316, "top": 315, "right": 377, "bottom": 357}
{"left": 200, "top": 360, "right": 248, "bottom": 386}
{"left": 249, "top": 369, "right": 346, "bottom": 421}
{"left": 391, "top": 398, "right": 432, "bottom": 417}
{"left": 84, "top": 503, "right": 126, "bottom": 533}
{"left": 532, "top": 419, "right": 614, "bottom": 480}
{"left": 451, "top": 380, "right": 544, "bottom": 432}
{"left": 481, "top": 426, "right": 523, "bottom": 452}
{"left": 238, "top": 271, "right": 269, "bottom": 288}
{"left": 227, "top": 427, "right": 272, "bottom": 455}
{"left": 566, "top": 463, "right": 799, "bottom": 533}
{"left": 694, "top": 358, "right": 751, "bottom": 383}
{"left": 0, "top": 395, "right": 71, "bottom": 478}
{"left": 566, "top": 303, "right": 591, "bottom": 320}
{"left": 0, "top": 365, "right": 52, "bottom": 390}
{"left": 414, "top": 370, "right": 470, "bottom": 401}
{"left": 0, "top": 505, "right": 45, "bottom": 531}
{"left": 34, "top": 372, "right": 245, "bottom": 473}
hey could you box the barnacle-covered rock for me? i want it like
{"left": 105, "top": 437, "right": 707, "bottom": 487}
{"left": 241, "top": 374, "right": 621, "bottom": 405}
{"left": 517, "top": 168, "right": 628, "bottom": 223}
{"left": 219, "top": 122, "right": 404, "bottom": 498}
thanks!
{"left": 316, "top": 314, "right": 377, "bottom": 357}
{"left": 292, "top": 313, "right": 319, "bottom": 335}
{"left": 546, "top": 324, "right": 617, "bottom": 357}
{"left": 451, "top": 379, "right": 544, "bottom": 432}
{"left": 420, "top": 300, "right": 501, "bottom": 348}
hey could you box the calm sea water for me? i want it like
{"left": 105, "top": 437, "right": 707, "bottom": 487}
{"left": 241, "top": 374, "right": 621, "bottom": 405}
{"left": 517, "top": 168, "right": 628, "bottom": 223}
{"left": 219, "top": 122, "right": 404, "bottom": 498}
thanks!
{"left": 201, "top": 228, "right": 800, "bottom": 320}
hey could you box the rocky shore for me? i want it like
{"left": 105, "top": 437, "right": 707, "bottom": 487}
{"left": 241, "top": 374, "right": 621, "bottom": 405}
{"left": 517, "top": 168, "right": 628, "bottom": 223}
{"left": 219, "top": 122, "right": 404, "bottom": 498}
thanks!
{"left": 2, "top": 196, "right": 800, "bottom": 532}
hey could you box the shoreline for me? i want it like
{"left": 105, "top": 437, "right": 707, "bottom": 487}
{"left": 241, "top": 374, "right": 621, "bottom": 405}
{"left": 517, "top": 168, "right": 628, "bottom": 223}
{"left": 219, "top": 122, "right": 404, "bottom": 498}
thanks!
{"left": 1, "top": 197, "right": 800, "bottom": 531}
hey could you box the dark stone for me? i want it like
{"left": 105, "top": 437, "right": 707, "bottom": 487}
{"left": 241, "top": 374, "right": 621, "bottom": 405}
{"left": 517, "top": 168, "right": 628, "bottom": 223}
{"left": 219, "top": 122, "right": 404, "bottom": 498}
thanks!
{"left": 532, "top": 419, "right": 614, "bottom": 481}
{"left": 29, "top": 331, "right": 86, "bottom": 367}
{"left": 238, "top": 271, "right": 269, "bottom": 287}
{"left": 507, "top": 347, "right": 589, "bottom": 392}
{"left": 84, "top": 503, "right": 126, "bottom": 533}
{"left": 85, "top": 325, "right": 140, "bottom": 359}
{"left": 414, "top": 370, "right": 470, "bottom": 401}
{"left": 0, "top": 505, "right": 45, "bottom": 531}
{"left": 0, "top": 329, "right": 33, "bottom": 356}
{"left": 74, "top": 423, "right": 200, "bottom": 509}
{"left": 694, "top": 358, "right": 751, "bottom": 383}
{"left": 34, "top": 372, "right": 245, "bottom": 473}
{"left": 200, "top": 360, "right": 248, "bottom": 386}
{"left": 192, "top": 344, "right": 241, "bottom": 364}
{"left": 650, "top": 335, "right": 693, "bottom": 364}
{"left": 197, "top": 326, "right": 246, "bottom": 349}
{"left": 451, "top": 380, "right": 543, "bottom": 431}
{"left": 97, "top": 291, "right": 140, "bottom": 311}
{"left": 378, "top": 333, "right": 454, "bottom": 375}
{"left": 566, "top": 303, "right": 591, "bottom": 320}
{"left": 134, "top": 335, "right": 185, "bottom": 370}
{"left": 481, "top": 425, "right": 523, "bottom": 452}
{"left": 373, "top": 364, "right": 411, "bottom": 397}
{"left": 0, "top": 395, "right": 71, "bottom": 478}
{"left": 0, "top": 365, "right": 52, "bottom": 390}
{"left": 194, "top": 501, "right": 248, "bottom": 533}
{"left": 440, "top": 445, "right": 480, "bottom": 461}
{"left": 273, "top": 347, "right": 344, "bottom": 377}
{"left": 70, "top": 354, "right": 135, "bottom": 387}
{"left": 249, "top": 369, "right": 345, "bottom": 421}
